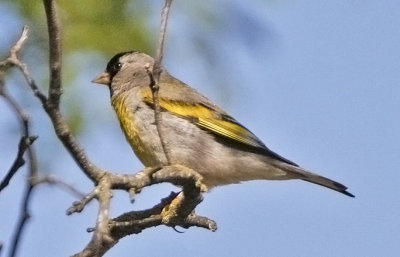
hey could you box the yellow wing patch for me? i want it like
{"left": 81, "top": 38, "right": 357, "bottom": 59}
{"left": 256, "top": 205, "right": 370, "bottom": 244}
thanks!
{"left": 157, "top": 100, "right": 215, "bottom": 119}
{"left": 141, "top": 89, "right": 215, "bottom": 118}
{"left": 142, "top": 89, "right": 266, "bottom": 149}
{"left": 197, "top": 118, "right": 264, "bottom": 148}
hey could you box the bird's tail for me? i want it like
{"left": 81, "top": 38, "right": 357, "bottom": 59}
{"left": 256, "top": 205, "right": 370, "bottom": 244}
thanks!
{"left": 275, "top": 162, "right": 355, "bottom": 197}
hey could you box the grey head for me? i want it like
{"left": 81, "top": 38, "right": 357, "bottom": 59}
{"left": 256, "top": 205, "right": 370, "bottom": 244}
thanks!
{"left": 93, "top": 51, "right": 155, "bottom": 95}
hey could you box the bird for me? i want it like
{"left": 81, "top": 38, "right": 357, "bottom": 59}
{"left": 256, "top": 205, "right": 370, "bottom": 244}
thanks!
{"left": 93, "top": 51, "right": 354, "bottom": 197}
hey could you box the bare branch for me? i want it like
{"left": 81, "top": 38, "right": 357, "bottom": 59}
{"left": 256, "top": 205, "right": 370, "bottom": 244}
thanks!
{"left": 111, "top": 164, "right": 207, "bottom": 193}
{"left": 43, "top": 0, "right": 62, "bottom": 107}
{"left": 0, "top": 136, "right": 37, "bottom": 191}
{"left": 71, "top": 164, "right": 212, "bottom": 256}
{"left": 0, "top": 78, "right": 29, "bottom": 133}
{"left": 41, "top": 0, "right": 104, "bottom": 182}
{"left": 0, "top": 91, "right": 38, "bottom": 257}
{"left": 0, "top": 77, "right": 38, "bottom": 192}
{"left": 30, "top": 175, "right": 86, "bottom": 198}
{"left": 67, "top": 187, "right": 99, "bottom": 215}
{"left": 0, "top": 69, "right": 39, "bottom": 257}
{"left": 45, "top": 108, "right": 106, "bottom": 182}
{"left": 183, "top": 213, "right": 218, "bottom": 231}
{"left": 9, "top": 185, "right": 34, "bottom": 257}
{"left": 41, "top": 1, "right": 105, "bottom": 182}
{"left": 15, "top": 59, "right": 48, "bottom": 104}
{"left": 154, "top": 0, "right": 173, "bottom": 73}
{"left": 73, "top": 191, "right": 216, "bottom": 256}
{"left": 0, "top": 26, "right": 28, "bottom": 69}
{"left": 28, "top": 1, "right": 104, "bottom": 185}
{"left": 0, "top": 27, "right": 102, "bottom": 184}
{"left": 147, "top": 0, "right": 174, "bottom": 165}
{"left": 72, "top": 179, "right": 114, "bottom": 257}
{"left": 0, "top": 23, "right": 98, "bottom": 256}
{"left": 91, "top": 178, "right": 114, "bottom": 256}
{"left": 0, "top": 26, "right": 47, "bottom": 103}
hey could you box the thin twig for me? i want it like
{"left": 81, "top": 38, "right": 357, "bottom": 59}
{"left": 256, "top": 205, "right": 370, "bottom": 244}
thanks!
{"left": 9, "top": 185, "right": 34, "bottom": 257}
{"left": 154, "top": 0, "right": 173, "bottom": 77}
{"left": 148, "top": 0, "right": 174, "bottom": 165}
{"left": 0, "top": 26, "right": 28, "bottom": 69}
{"left": 67, "top": 187, "right": 99, "bottom": 215}
{"left": 0, "top": 136, "right": 37, "bottom": 191}
{"left": 30, "top": 175, "right": 86, "bottom": 198}
{"left": 0, "top": 77, "right": 38, "bottom": 192}
{"left": 5, "top": 105, "right": 37, "bottom": 257}
{"left": 0, "top": 26, "right": 47, "bottom": 103}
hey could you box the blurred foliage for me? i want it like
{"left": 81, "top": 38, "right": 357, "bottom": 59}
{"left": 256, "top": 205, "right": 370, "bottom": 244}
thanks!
{"left": 4, "top": 0, "right": 152, "bottom": 55}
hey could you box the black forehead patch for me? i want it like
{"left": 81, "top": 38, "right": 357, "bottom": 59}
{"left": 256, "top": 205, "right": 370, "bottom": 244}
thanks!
{"left": 106, "top": 51, "right": 137, "bottom": 77}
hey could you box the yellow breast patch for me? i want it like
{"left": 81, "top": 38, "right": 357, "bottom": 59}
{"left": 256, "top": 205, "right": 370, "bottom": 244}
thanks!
{"left": 111, "top": 96, "right": 155, "bottom": 166}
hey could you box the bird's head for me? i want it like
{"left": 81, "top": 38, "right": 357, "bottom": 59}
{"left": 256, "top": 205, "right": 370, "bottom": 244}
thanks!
{"left": 93, "top": 51, "right": 155, "bottom": 95}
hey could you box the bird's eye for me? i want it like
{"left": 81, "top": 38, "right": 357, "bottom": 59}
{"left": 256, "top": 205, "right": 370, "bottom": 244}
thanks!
{"left": 106, "top": 55, "right": 124, "bottom": 76}
{"left": 113, "top": 62, "right": 122, "bottom": 71}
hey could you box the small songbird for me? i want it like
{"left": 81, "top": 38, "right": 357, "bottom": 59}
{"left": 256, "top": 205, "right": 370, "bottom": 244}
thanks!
{"left": 93, "top": 51, "right": 354, "bottom": 197}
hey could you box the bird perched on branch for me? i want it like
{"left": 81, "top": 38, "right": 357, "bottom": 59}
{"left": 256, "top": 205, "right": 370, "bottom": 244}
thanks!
{"left": 93, "top": 51, "right": 354, "bottom": 197}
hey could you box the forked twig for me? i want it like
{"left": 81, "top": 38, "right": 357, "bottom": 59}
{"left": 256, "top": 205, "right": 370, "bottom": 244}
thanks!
{"left": 0, "top": 29, "right": 40, "bottom": 256}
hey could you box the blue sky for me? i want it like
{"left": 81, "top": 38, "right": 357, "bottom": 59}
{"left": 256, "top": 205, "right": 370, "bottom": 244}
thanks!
{"left": 1, "top": 0, "right": 400, "bottom": 256}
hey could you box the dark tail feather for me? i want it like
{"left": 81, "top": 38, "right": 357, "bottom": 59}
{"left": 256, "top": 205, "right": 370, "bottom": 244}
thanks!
{"left": 275, "top": 162, "right": 355, "bottom": 197}
{"left": 302, "top": 177, "right": 355, "bottom": 197}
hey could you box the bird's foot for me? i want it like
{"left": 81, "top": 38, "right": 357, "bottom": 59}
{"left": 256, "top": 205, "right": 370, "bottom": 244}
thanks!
{"left": 161, "top": 191, "right": 185, "bottom": 224}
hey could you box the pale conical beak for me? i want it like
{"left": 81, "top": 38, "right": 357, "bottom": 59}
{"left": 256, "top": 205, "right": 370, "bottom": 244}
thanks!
{"left": 92, "top": 71, "right": 111, "bottom": 85}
